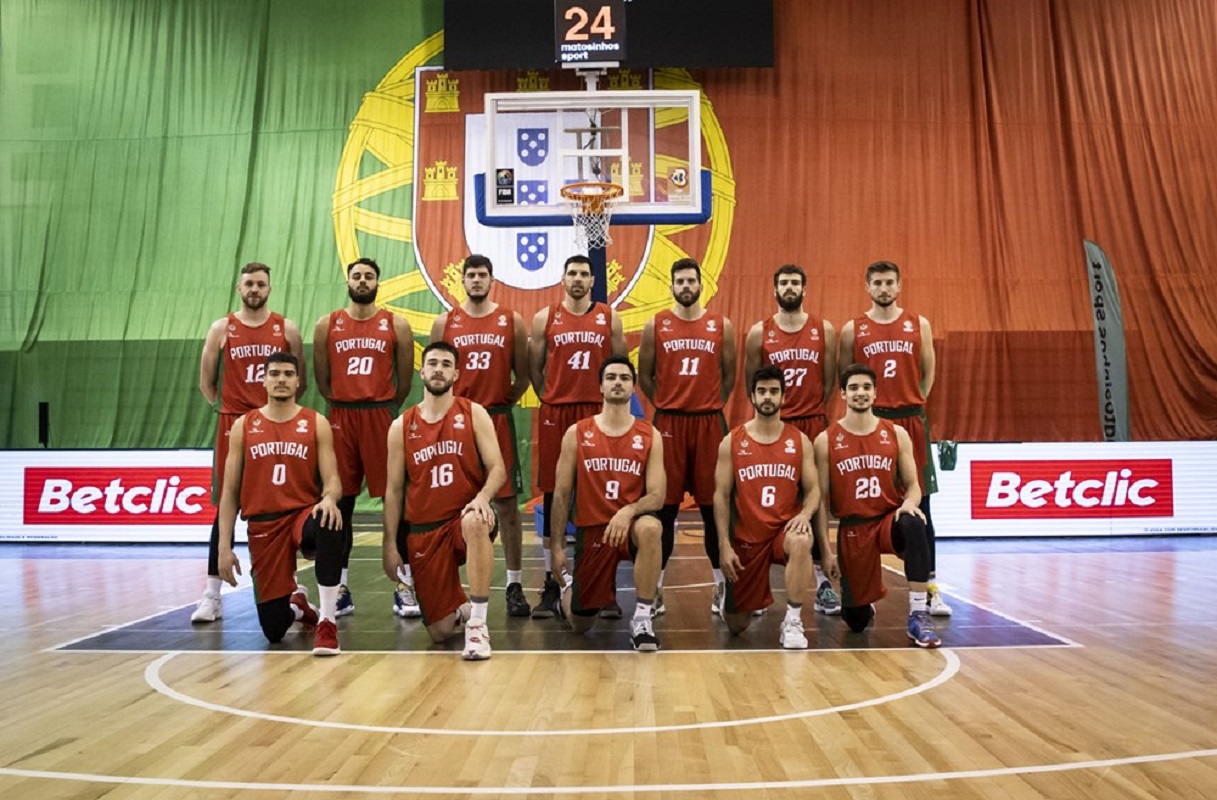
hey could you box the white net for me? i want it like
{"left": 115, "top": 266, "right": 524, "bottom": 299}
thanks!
{"left": 561, "top": 182, "right": 623, "bottom": 251}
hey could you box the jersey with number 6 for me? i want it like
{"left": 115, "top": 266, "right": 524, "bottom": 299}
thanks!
{"left": 543, "top": 301, "right": 614, "bottom": 404}
{"left": 653, "top": 309, "right": 725, "bottom": 411}
{"left": 442, "top": 308, "right": 514, "bottom": 407}
{"left": 826, "top": 419, "right": 902, "bottom": 520}
{"left": 729, "top": 423, "right": 804, "bottom": 542}
{"left": 759, "top": 315, "right": 827, "bottom": 419}
{"left": 239, "top": 407, "right": 319, "bottom": 518}
{"left": 326, "top": 308, "right": 397, "bottom": 403}
{"left": 851, "top": 310, "right": 924, "bottom": 408}
{"left": 221, "top": 312, "right": 287, "bottom": 413}
{"left": 572, "top": 417, "right": 654, "bottom": 527}
{"left": 400, "top": 397, "right": 485, "bottom": 525}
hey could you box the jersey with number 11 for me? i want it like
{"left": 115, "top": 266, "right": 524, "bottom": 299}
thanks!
{"left": 573, "top": 417, "right": 653, "bottom": 527}
{"left": 543, "top": 301, "right": 613, "bottom": 404}
{"left": 653, "top": 310, "right": 724, "bottom": 411}
{"left": 326, "top": 308, "right": 397, "bottom": 403}
{"left": 400, "top": 397, "right": 485, "bottom": 525}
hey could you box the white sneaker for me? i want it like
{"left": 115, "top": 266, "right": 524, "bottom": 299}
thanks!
{"left": 462, "top": 619, "right": 492, "bottom": 660}
{"left": 393, "top": 581, "right": 422, "bottom": 618}
{"left": 190, "top": 590, "right": 222, "bottom": 623}
{"left": 928, "top": 584, "right": 953, "bottom": 617}
{"left": 630, "top": 616, "right": 660, "bottom": 651}
{"left": 710, "top": 581, "right": 725, "bottom": 615}
{"left": 780, "top": 617, "right": 809, "bottom": 650}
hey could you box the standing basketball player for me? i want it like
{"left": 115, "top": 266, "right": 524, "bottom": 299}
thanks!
{"left": 838, "top": 261, "right": 951, "bottom": 616}
{"left": 743, "top": 263, "right": 841, "bottom": 616}
{"left": 714, "top": 366, "right": 835, "bottom": 649}
{"left": 550, "top": 356, "right": 665, "bottom": 651}
{"left": 431, "top": 255, "right": 531, "bottom": 617}
{"left": 528, "top": 255, "right": 627, "bottom": 619}
{"left": 313, "top": 257, "right": 413, "bottom": 619}
{"left": 638, "top": 258, "right": 736, "bottom": 617}
{"left": 193, "top": 263, "right": 306, "bottom": 623}
{"left": 813, "top": 364, "right": 941, "bottom": 648}
{"left": 382, "top": 342, "right": 505, "bottom": 660}
{"left": 216, "top": 352, "right": 345, "bottom": 656}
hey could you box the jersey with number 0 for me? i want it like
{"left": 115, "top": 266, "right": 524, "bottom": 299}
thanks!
{"left": 239, "top": 407, "right": 319, "bottom": 518}
{"left": 827, "top": 419, "right": 902, "bottom": 519}
{"left": 401, "top": 397, "right": 485, "bottom": 525}
{"left": 221, "top": 312, "right": 287, "bottom": 413}
{"left": 326, "top": 308, "right": 397, "bottom": 403}
{"left": 760, "top": 315, "right": 827, "bottom": 418}
{"left": 730, "top": 423, "right": 804, "bottom": 542}
{"left": 543, "top": 301, "right": 614, "bottom": 404}
{"left": 851, "top": 310, "right": 924, "bottom": 408}
{"left": 653, "top": 310, "right": 725, "bottom": 411}
{"left": 443, "top": 308, "right": 515, "bottom": 407}
{"left": 573, "top": 417, "right": 654, "bottom": 527}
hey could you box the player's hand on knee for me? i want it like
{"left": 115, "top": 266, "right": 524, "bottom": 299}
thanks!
{"left": 895, "top": 501, "right": 925, "bottom": 523}
{"left": 461, "top": 494, "right": 495, "bottom": 529}
{"left": 312, "top": 497, "right": 342, "bottom": 530}
{"left": 606, "top": 509, "right": 632, "bottom": 548}
{"left": 783, "top": 513, "right": 812, "bottom": 538}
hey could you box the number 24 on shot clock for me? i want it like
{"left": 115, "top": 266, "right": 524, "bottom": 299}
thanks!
{"left": 555, "top": 0, "right": 626, "bottom": 65}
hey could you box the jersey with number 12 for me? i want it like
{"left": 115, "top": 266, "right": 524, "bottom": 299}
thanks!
{"left": 400, "top": 397, "right": 485, "bottom": 525}
{"left": 221, "top": 312, "right": 287, "bottom": 414}
{"left": 543, "top": 301, "right": 613, "bottom": 404}
{"left": 442, "top": 308, "right": 514, "bottom": 408}
{"left": 326, "top": 308, "right": 397, "bottom": 403}
{"left": 572, "top": 417, "right": 653, "bottom": 528}
{"left": 851, "top": 310, "right": 924, "bottom": 408}
{"left": 729, "top": 424, "right": 803, "bottom": 542}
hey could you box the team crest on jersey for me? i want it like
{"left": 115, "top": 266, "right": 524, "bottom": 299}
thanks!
{"left": 228, "top": 323, "right": 236, "bottom": 332}
{"left": 737, "top": 436, "right": 750, "bottom": 455}
{"left": 334, "top": 315, "right": 345, "bottom": 329}
{"left": 453, "top": 413, "right": 466, "bottom": 430}
{"left": 661, "top": 317, "right": 672, "bottom": 329}
{"left": 595, "top": 312, "right": 606, "bottom": 326}
{"left": 497, "top": 314, "right": 508, "bottom": 327}
{"left": 834, "top": 431, "right": 847, "bottom": 450}
{"left": 251, "top": 416, "right": 262, "bottom": 430}
{"left": 809, "top": 327, "right": 820, "bottom": 340}
{"left": 296, "top": 417, "right": 310, "bottom": 433}
{"left": 859, "top": 323, "right": 869, "bottom": 334}
{"left": 706, "top": 319, "right": 717, "bottom": 332}
{"left": 766, "top": 328, "right": 777, "bottom": 341}
{"left": 903, "top": 320, "right": 915, "bottom": 333}
{"left": 274, "top": 324, "right": 281, "bottom": 333}
{"left": 379, "top": 318, "right": 390, "bottom": 331}
{"left": 551, "top": 310, "right": 564, "bottom": 326}
{"left": 879, "top": 428, "right": 890, "bottom": 442}
{"left": 784, "top": 438, "right": 796, "bottom": 454}
{"left": 632, "top": 434, "right": 644, "bottom": 450}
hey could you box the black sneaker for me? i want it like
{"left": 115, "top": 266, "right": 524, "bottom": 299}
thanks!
{"left": 630, "top": 616, "right": 660, "bottom": 652}
{"left": 531, "top": 577, "right": 561, "bottom": 619}
{"left": 505, "top": 582, "right": 531, "bottom": 617}
{"left": 599, "top": 600, "right": 623, "bottom": 619}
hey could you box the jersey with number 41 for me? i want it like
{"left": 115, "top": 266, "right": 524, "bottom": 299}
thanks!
{"left": 729, "top": 423, "right": 803, "bottom": 542}
{"left": 543, "top": 301, "right": 614, "bottom": 405}
{"left": 573, "top": 417, "right": 654, "bottom": 528}
{"left": 326, "top": 308, "right": 397, "bottom": 403}
{"left": 851, "top": 310, "right": 924, "bottom": 408}
{"left": 400, "top": 397, "right": 485, "bottom": 525}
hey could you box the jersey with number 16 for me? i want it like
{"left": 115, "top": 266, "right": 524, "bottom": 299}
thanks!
{"left": 400, "top": 397, "right": 485, "bottom": 525}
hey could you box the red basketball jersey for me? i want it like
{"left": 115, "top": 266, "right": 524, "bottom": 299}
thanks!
{"left": 543, "top": 301, "right": 614, "bottom": 404}
{"left": 729, "top": 423, "right": 804, "bottom": 542}
{"left": 652, "top": 310, "right": 725, "bottom": 412}
{"left": 573, "top": 417, "right": 654, "bottom": 528}
{"left": 851, "top": 310, "right": 925, "bottom": 408}
{"left": 220, "top": 313, "right": 287, "bottom": 413}
{"left": 401, "top": 396, "right": 485, "bottom": 525}
{"left": 827, "top": 419, "right": 903, "bottom": 519}
{"left": 759, "top": 315, "right": 827, "bottom": 418}
{"left": 443, "top": 307, "right": 515, "bottom": 407}
{"left": 326, "top": 308, "right": 398, "bottom": 403}
{"left": 239, "top": 407, "right": 319, "bottom": 518}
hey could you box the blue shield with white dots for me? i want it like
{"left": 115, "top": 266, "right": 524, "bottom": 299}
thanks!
{"left": 517, "top": 180, "right": 548, "bottom": 205}
{"left": 516, "top": 233, "right": 549, "bottom": 272}
{"left": 516, "top": 128, "right": 550, "bottom": 167}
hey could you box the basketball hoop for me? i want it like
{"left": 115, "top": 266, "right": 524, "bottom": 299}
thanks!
{"left": 560, "top": 181, "right": 624, "bottom": 251}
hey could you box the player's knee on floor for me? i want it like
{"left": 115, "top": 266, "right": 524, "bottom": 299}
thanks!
{"left": 842, "top": 604, "right": 875, "bottom": 633}
{"left": 723, "top": 611, "right": 753, "bottom": 636}
{"left": 256, "top": 595, "right": 295, "bottom": 644}
{"left": 568, "top": 607, "right": 598, "bottom": 633}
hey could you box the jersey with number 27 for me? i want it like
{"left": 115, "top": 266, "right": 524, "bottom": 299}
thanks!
{"left": 326, "top": 308, "right": 397, "bottom": 403}
{"left": 543, "top": 301, "right": 614, "bottom": 404}
{"left": 573, "top": 417, "right": 654, "bottom": 527}
{"left": 442, "top": 307, "right": 515, "bottom": 408}
{"left": 221, "top": 312, "right": 286, "bottom": 413}
{"left": 729, "top": 423, "right": 803, "bottom": 542}
{"left": 851, "top": 310, "right": 924, "bottom": 408}
{"left": 400, "top": 396, "right": 485, "bottom": 525}
{"left": 759, "top": 315, "right": 827, "bottom": 418}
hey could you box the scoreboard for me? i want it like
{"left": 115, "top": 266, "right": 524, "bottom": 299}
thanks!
{"left": 555, "top": 0, "right": 626, "bottom": 66}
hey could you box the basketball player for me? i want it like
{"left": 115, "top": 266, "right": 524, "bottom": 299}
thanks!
{"left": 839, "top": 261, "right": 951, "bottom": 615}
{"left": 382, "top": 342, "right": 505, "bottom": 660}
{"left": 714, "top": 366, "right": 836, "bottom": 649}
{"left": 431, "top": 255, "right": 531, "bottom": 617}
{"left": 216, "top": 352, "right": 345, "bottom": 656}
{"left": 549, "top": 356, "right": 665, "bottom": 651}
{"left": 742, "top": 263, "right": 841, "bottom": 616}
{"left": 813, "top": 364, "right": 941, "bottom": 648}
{"left": 638, "top": 258, "right": 736, "bottom": 617}
{"left": 193, "top": 263, "right": 306, "bottom": 623}
{"left": 528, "top": 255, "right": 627, "bottom": 619}
{"left": 313, "top": 257, "right": 413, "bottom": 619}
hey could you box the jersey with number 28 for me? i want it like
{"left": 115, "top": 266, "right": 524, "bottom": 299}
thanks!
{"left": 573, "top": 417, "right": 654, "bottom": 527}
{"left": 826, "top": 419, "right": 902, "bottom": 520}
{"left": 400, "top": 396, "right": 485, "bottom": 525}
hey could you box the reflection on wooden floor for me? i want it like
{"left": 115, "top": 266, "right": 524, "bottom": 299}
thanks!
{"left": 2, "top": 516, "right": 1216, "bottom": 799}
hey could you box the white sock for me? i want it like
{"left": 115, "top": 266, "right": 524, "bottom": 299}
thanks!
{"left": 634, "top": 601, "right": 653, "bottom": 621}
{"left": 909, "top": 591, "right": 928, "bottom": 613}
{"left": 712, "top": 568, "right": 724, "bottom": 585}
{"left": 813, "top": 564, "right": 828, "bottom": 587}
{"left": 784, "top": 604, "right": 802, "bottom": 624}
{"left": 543, "top": 549, "right": 553, "bottom": 573}
{"left": 396, "top": 564, "right": 414, "bottom": 585}
{"left": 657, "top": 570, "right": 665, "bottom": 589}
{"left": 206, "top": 577, "right": 223, "bottom": 595}
{"left": 340, "top": 568, "right": 349, "bottom": 587}
{"left": 506, "top": 569, "right": 522, "bottom": 585}
{"left": 319, "top": 584, "right": 339, "bottom": 622}
{"left": 470, "top": 599, "right": 489, "bottom": 622}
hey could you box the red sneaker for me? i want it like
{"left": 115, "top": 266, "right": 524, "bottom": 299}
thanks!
{"left": 313, "top": 619, "right": 340, "bottom": 656}
{"left": 290, "top": 586, "right": 319, "bottom": 627}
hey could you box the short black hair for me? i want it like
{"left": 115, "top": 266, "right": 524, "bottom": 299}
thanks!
{"left": 462, "top": 254, "right": 493, "bottom": 276}
{"left": 671, "top": 257, "right": 701, "bottom": 282}
{"left": 265, "top": 351, "right": 298, "bottom": 371}
{"left": 865, "top": 260, "right": 900, "bottom": 282}
{"left": 422, "top": 340, "right": 459, "bottom": 364}
{"left": 598, "top": 354, "right": 637, "bottom": 384}
{"left": 773, "top": 264, "right": 806, "bottom": 287}
{"left": 347, "top": 257, "right": 381, "bottom": 278}
{"left": 839, "top": 363, "right": 877, "bottom": 390}
{"left": 749, "top": 364, "right": 785, "bottom": 394}
{"left": 564, "top": 254, "right": 592, "bottom": 271}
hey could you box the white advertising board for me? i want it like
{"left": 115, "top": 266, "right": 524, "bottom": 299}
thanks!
{"left": 933, "top": 441, "right": 1217, "bottom": 537}
{"left": 1, "top": 450, "right": 247, "bottom": 543}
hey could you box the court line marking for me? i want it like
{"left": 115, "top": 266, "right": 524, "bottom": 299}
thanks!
{"left": 3, "top": 748, "right": 1216, "bottom": 794}
{"left": 144, "top": 648, "right": 961, "bottom": 736}
{"left": 45, "top": 643, "right": 1079, "bottom": 655}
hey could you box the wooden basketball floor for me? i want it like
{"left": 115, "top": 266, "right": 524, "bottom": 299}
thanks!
{"left": 2, "top": 515, "right": 1215, "bottom": 799}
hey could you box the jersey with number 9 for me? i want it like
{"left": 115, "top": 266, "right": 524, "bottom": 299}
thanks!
{"left": 572, "top": 417, "right": 654, "bottom": 527}
{"left": 400, "top": 397, "right": 485, "bottom": 525}
{"left": 239, "top": 407, "right": 319, "bottom": 518}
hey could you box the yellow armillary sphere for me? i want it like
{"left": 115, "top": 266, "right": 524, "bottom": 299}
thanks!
{"left": 332, "top": 30, "right": 735, "bottom": 369}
